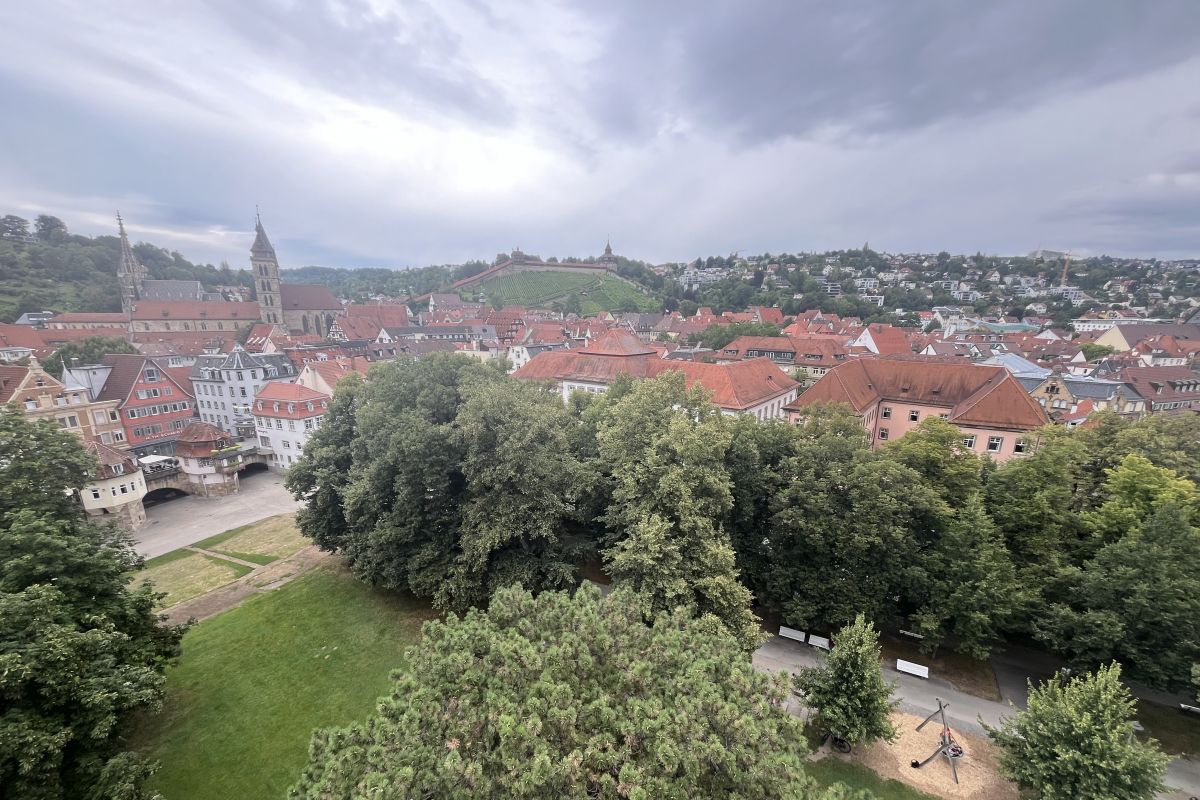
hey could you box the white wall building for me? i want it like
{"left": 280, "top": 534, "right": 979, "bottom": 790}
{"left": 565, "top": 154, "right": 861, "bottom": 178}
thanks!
{"left": 252, "top": 382, "right": 330, "bottom": 469}
{"left": 80, "top": 441, "right": 147, "bottom": 530}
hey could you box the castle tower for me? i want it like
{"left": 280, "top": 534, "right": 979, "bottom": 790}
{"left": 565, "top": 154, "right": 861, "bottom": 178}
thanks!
{"left": 251, "top": 210, "right": 282, "bottom": 324}
{"left": 116, "top": 212, "right": 146, "bottom": 316}
{"left": 599, "top": 238, "right": 618, "bottom": 266}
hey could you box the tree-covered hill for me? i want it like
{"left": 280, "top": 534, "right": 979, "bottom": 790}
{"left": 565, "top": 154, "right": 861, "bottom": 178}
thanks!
{"left": 0, "top": 213, "right": 250, "bottom": 323}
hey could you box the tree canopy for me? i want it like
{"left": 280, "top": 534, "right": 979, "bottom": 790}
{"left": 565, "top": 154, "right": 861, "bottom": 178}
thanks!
{"left": 0, "top": 409, "right": 184, "bottom": 799}
{"left": 985, "top": 664, "right": 1168, "bottom": 800}
{"left": 291, "top": 585, "right": 846, "bottom": 800}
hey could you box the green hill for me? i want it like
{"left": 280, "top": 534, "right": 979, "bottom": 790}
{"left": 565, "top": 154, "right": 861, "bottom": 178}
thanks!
{"left": 469, "top": 270, "right": 660, "bottom": 314}
{"left": 0, "top": 213, "right": 249, "bottom": 323}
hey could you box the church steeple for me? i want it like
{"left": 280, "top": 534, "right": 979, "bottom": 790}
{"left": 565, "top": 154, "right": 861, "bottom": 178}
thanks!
{"left": 599, "top": 237, "right": 618, "bottom": 266}
{"left": 251, "top": 209, "right": 282, "bottom": 324}
{"left": 116, "top": 212, "right": 146, "bottom": 317}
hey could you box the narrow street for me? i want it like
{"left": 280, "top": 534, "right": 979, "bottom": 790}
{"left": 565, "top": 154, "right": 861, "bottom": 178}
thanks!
{"left": 753, "top": 635, "right": 1200, "bottom": 798}
{"left": 136, "top": 470, "right": 301, "bottom": 558}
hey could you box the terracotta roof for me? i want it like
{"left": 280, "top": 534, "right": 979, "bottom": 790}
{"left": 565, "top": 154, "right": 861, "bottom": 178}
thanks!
{"left": 344, "top": 303, "right": 409, "bottom": 326}
{"left": 513, "top": 351, "right": 797, "bottom": 411}
{"left": 253, "top": 382, "right": 330, "bottom": 419}
{"left": 84, "top": 440, "right": 137, "bottom": 475}
{"left": 176, "top": 421, "right": 233, "bottom": 444}
{"left": 0, "top": 365, "right": 30, "bottom": 403}
{"left": 50, "top": 312, "right": 128, "bottom": 324}
{"left": 40, "top": 327, "right": 129, "bottom": 345}
{"left": 786, "top": 355, "right": 1048, "bottom": 430}
{"left": 130, "top": 301, "right": 260, "bottom": 320}
{"left": 861, "top": 324, "right": 916, "bottom": 355}
{"left": 580, "top": 329, "right": 656, "bottom": 356}
{"left": 130, "top": 331, "right": 236, "bottom": 355}
{"left": 0, "top": 323, "right": 51, "bottom": 356}
{"left": 281, "top": 283, "right": 342, "bottom": 311}
{"left": 303, "top": 356, "right": 372, "bottom": 387}
{"left": 1116, "top": 366, "right": 1200, "bottom": 404}
{"left": 95, "top": 354, "right": 149, "bottom": 403}
{"left": 334, "top": 316, "right": 385, "bottom": 340}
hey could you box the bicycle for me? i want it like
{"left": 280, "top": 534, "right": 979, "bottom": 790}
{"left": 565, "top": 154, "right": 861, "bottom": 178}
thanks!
{"left": 820, "top": 730, "right": 852, "bottom": 754}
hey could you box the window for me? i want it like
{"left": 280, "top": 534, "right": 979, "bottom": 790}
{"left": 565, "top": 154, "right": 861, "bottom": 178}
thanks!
{"left": 987, "top": 436, "right": 1003, "bottom": 453}
{"left": 282, "top": 440, "right": 291, "bottom": 449}
{"left": 112, "top": 463, "right": 124, "bottom": 476}
{"left": 144, "top": 368, "right": 159, "bottom": 383}
{"left": 287, "top": 420, "right": 296, "bottom": 431}
{"left": 55, "top": 394, "right": 67, "bottom": 407}
{"left": 1014, "top": 439, "right": 1028, "bottom": 454}
{"left": 275, "top": 419, "right": 283, "bottom": 429}
{"left": 236, "top": 371, "right": 244, "bottom": 380}
{"left": 962, "top": 435, "right": 976, "bottom": 449}
{"left": 199, "top": 458, "right": 213, "bottom": 468}
{"left": 881, "top": 406, "right": 892, "bottom": 419}
{"left": 113, "top": 431, "right": 125, "bottom": 442}
{"left": 100, "top": 432, "right": 112, "bottom": 444}
{"left": 304, "top": 418, "right": 314, "bottom": 430}
{"left": 90, "top": 488, "right": 101, "bottom": 499}
{"left": 878, "top": 428, "right": 889, "bottom": 441}
{"left": 24, "top": 399, "right": 36, "bottom": 410}
{"left": 93, "top": 409, "right": 107, "bottom": 425}
{"left": 908, "top": 410, "right": 919, "bottom": 422}
{"left": 938, "top": 413, "right": 949, "bottom": 420}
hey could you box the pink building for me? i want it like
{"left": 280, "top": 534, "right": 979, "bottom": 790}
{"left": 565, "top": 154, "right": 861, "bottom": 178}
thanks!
{"left": 784, "top": 355, "right": 1049, "bottom": 461}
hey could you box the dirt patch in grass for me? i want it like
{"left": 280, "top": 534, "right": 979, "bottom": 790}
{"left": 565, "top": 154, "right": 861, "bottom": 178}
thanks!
{"left": 881, "top": 634, "right": 1001, "bottom": 702}
{"left": 1136, "top": 699, "right": 1200, "bottom": 757}
{"left": 135, "top": 552, "right": 252, "bottom": 609}
{"left": 845, "top": 711, "right": 1018, "bottom": 800}
{"left": 194, "top": 513, "right": 306, "bottom": 564}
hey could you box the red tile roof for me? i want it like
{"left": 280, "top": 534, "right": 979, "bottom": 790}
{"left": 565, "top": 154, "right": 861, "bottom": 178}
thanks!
{"left": 50, "top": 312, "right": 128, "bottom": 324}
{"left": 253, "top": 382, "right": 330, "bottom": 418}
{"left": 580, "top": 329, "right": 656, "bottom": 356}
{"left": 130, "top": 301, "right": 261, "bottom": 321}
{"left": 0, "top": 323, "right": 52, "bottom": 357}
{"left": 344, "top": 303, "right": 409, "bottom": 326}
{"left": 786, "top": 355, "right": 1048, "bottom": 430}
{"left": 281, "top": 284, "right": 342, "bottom": 311}
{"left": 513, "top": 349, "right": 797, "bottom": 411}
{"left": 0, "top": 365, "right": 31, "bottom": 403}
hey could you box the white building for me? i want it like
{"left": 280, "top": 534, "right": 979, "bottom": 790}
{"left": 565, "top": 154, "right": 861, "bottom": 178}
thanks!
{"left": 252, "top": 382, "right": 330, "bottom": 469}
{"left": 80, "top": 441, "right": 147, "bottom": 530}
{"left": 191, "top": 344, "right": 297, "bottom": 435}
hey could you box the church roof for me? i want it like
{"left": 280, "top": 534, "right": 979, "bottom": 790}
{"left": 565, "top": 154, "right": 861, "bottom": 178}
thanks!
{"left": 281, "top": 283, "right": 342, "bottom": 311}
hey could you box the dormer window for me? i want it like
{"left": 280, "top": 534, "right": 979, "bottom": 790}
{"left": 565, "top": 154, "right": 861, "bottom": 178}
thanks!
{"left": 287, "top": 403, "right": 295, "bottom": 413}
{"left": 273, "top": 401, "right": 280, "bottom": 412}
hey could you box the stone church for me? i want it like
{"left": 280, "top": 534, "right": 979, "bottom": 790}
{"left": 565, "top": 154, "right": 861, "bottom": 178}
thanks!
{"left": 119, "top": 213, "right": 342, "bottom": 337}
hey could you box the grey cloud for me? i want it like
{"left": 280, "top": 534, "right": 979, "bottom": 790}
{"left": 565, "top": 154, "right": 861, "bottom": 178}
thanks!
{"left": 201, "top": 0, "right": 515, "bottom": 125}
{"left": 585, "top": 0, "right": 1200, "bottom": 144}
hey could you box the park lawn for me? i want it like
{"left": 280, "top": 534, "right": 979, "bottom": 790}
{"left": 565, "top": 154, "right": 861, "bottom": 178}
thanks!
{"left": 129, "top": 564, "right": 432, "bottom": 800}
{"left": 1136, "top": 699, "right": 1200, "bottom": 756}
{"left": 136, "top": 550, "right": 253, "bottom": 609}
{"left": 806, "top": 757, "right": 939, "bottom": 799}
{"left": 193, "top": 512, "right": 307, "bottom": 565}
{"left": 880, "top": 633, "right": 1002, "bottom": 702}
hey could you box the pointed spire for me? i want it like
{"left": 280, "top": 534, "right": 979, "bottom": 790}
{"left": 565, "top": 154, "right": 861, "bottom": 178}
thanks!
{"left": 251, "top": 208, "right": 276, "bottom": 259}
{"left": 116, "top": 212, "right": 145, "bottom": 279}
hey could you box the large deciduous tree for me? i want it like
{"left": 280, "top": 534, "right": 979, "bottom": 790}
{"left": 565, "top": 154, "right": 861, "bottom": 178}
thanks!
{"left": 985, "top": 664, "right": 1168, "bottom": 800}
{"left": 0, "top": 409, "right": 184, "bottom": 799}
{"left": 794, "top": 614, "right": 897, "bottom": 747}
{"left": 595, "top": 372, "right": 763, "bottom": 650}
{"left": 291, "top": 585, "right": 843, "bottom": 800}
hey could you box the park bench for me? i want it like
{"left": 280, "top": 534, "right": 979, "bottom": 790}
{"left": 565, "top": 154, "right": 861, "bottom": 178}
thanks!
{"left": 896, "top": 659, "right": 930, "bottom": 679}
{"left": 778, "top": 626, "right": 806, "bottom": 643}
{"left": 807, "top": 635, "right": 831, "bottom": 651}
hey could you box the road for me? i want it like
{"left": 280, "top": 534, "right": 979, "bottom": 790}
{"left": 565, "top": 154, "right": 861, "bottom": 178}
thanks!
{"left": 136, "top": 470, "right": 301, "bottom": 558}
{"left": 754, "top": 635, "right": 1200, "bottom": 799}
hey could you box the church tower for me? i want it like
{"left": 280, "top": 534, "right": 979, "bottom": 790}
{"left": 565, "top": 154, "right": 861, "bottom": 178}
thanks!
{"left": 251, "top": 210, "right": 282, "bottom": 324}
{"left": 116, "top": 212, "right": 146, "bottom": 317}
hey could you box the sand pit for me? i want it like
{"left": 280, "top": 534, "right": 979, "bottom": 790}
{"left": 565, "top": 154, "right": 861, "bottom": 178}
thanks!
{"left": 839, "top": 711, "right": 1019, "bottom": 800}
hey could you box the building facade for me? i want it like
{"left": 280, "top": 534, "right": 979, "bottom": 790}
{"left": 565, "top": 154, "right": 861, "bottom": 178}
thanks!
{"left": 785, "top": 356, "right": 1049, "bottom": 462}
{"left": 191, "top": 345, "right": 297, "bottom": 435}
{"left": 0, "top": 359, "right": 124, "bottom": 445}
{"left": 251, "top": 382, "right": 330, "bottom": 469}
{"left": 80, "top": 441, "right": 147, "bottom": 530}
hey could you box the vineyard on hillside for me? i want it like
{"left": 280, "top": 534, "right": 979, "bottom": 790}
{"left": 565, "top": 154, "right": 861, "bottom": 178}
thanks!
{"left": 470, "top": 270, "right": 660, "bottom": 313}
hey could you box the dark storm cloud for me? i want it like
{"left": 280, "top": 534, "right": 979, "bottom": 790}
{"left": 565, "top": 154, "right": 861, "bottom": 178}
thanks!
{"left": 587, "top": 0, "right": 1200, "bottom": 144}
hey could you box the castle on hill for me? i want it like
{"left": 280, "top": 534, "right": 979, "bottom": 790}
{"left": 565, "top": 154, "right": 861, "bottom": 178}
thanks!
{"left": 117, "top": 213, "right": 342, "bottom": 337}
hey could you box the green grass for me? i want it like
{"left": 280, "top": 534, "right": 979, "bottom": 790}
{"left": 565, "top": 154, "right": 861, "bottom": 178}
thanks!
{"left": 193, "top": 513, "right": 306, "bottom": 565}
{"left": 129, "top": 565, "right": 431, "bottom": 800}
{"left": 473, "top": 269, "right": 660, "bottom": 312}
{"left": 806, "top": 757, "right": 939, "bottom": 799}
{"left": 135, "top": 551, "right": 253, "bottom": 609}
{"left": 1136, "top": 699, "right": 1200, "bottom": 756}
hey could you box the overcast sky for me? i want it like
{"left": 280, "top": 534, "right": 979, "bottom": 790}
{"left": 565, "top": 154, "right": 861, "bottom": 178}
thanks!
{"left": 2, "top": 1, "right": 1199, "bottom": 268}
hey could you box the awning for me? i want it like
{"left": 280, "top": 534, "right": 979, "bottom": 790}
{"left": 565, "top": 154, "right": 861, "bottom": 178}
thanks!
{"left": 138, "top": 455, "right": 175, "bottom": 465}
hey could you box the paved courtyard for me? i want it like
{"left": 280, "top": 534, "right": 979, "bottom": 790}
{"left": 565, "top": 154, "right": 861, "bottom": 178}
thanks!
{"left": 136, "top": 470, "right": 302, "bottom": 558}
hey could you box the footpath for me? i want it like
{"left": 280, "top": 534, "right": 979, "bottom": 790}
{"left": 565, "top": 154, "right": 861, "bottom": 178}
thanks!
{"left": 753, "top": 635, "right": 1200, "bottom": 799}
